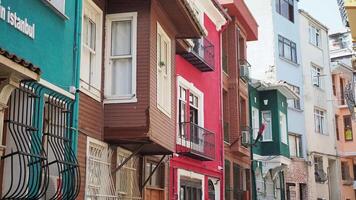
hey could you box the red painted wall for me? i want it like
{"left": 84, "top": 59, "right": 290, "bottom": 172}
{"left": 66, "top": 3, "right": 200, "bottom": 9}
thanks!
{"left": 170, "top": 14, "right": 224, "bottom": 200}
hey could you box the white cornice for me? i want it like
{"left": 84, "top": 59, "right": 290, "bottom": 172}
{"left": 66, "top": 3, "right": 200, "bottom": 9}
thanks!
{"left": 199, "top": 1, "right": 227, "bottom": 31}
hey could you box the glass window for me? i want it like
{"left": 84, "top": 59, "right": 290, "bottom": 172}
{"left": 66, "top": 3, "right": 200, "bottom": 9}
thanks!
{"left": 276, "top": 0, "right": 294, "bottom": 22}
{"left": 262, "top": 111, "right": 273, "bottom": 141}
{"left": 314, "top": 156, "right": 324, "bottom": 182}
{"left": 309, "top": 25, "right": 321, "bottom": 47}
{"left": 286, "top": 83, "right": 301, "bottom": 110}
{"left": 157, "top": 23, "right": 172, "bottom": 116}
{"left": 288, "top": 134, "right": 302, "bottom": 157}
{"left": 225, "top": 160, "right": 231, "bottom": 200}
{"left": 280, "top": 112, "right": 288, "bottom": 144}
{"left": 341, "top": 162, "right": 351, "bottom": 180}
{"left": 106, "top": 13, "right": 137, "bottom": 102}
{"left": 145, "top": 160, "right": 164, "bottom": 188}
{"left": 251, "top": 107, "right": 260, "bottom": 141}
{"left": 86, "top": 139, "right": 116, "bottom": 199}
{"left": 314, "top": 108, "right": 327, "bottom": 135}
{"left": 80, "top": 1, "right": 102, "bottom": 99}
{"left": 278, "top": 35, "right": 297, "bottom": 63}
{"left": 44, "top": 0, "right": 66, "bottom": 15}
{"left": 344, "top": 115, "right": 353, "bottom": 141}
{"left": 311, "top": 65, "right": 322, "bottom": 88}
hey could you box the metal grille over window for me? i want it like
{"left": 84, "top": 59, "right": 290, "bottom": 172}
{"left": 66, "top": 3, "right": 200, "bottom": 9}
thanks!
{"left": 1, "top": 81, "right": 80, "bottom": 199}
{"left": 86, "top": 140, "right": 116, "bottom": 199}
{"left": 2, "top": 82, "right": 48, "bottom": 199}
{"left": 42, "top": 90, "right": 80, "bottom": 200}
{"left": 116, "top": 148, "right": 141, "bottom": 200}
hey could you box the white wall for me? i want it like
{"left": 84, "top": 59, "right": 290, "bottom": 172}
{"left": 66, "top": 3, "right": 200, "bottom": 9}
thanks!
{"left": 246, "top": 0, "right": 306, "bottom": 156}
{"left": 299, "top": 11, "right": 340, "bottom": 200}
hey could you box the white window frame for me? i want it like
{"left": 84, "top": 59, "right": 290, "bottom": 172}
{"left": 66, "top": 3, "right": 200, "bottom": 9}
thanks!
{"left": 251, "top": 107, "right": 260, "bottom": 141}
{"left": 288, "top": 133, "right": 301, "bottom": 157}
{"left": 85, "top": 137, "right": 116, "bottom": 199}
{"left": 80, "top": 0, "right": 103, "bottom": 101}
{"left": 177, "top": 169, "right": 205, "bottom": 200}
{"left": 311, "top": 65, "right": 323, "bottom": 88}
{"left": 309, "top": 24, "right": 321, "bottom": 47}
{"left": 314, "top": 108, "right": 327, "bottom": 135}
{"left": 157, "top": 22, "right": 172, "bottom": 117}
{"left": 42, "top": 0, "right": 67, "bottom": 17}
{"left": 104, "top": 12, "right": 137, "bottom": 103}
{"left": 261, "top": 110, "right": 273, "bottom": 142}
{"left": 280, "top": 111, "right": 288, "bottom": 144}
{"left": 176, "top": 76, "right": 204, "bottom": 145}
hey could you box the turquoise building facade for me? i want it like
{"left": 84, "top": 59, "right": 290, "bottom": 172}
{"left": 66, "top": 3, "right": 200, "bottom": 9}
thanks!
{"left": 0, "top": 0, "right": 82, "bottom": 199}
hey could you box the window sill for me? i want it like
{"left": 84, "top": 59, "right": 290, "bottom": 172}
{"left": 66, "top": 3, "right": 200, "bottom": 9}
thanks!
{"left": 279, "top": 56, "right": 299, "bottom": 67}
{"left": 157, "top": 104, "right": 171, "bottom": 118}
{"left": 104, "top": 97, "right": 137, "bottom": 104}
{"left": 79, "top": 87, "right": 101, "bottom": 102}
{"left": 41, "top": 0, "right": 69, "bottom": 20}
{"left": 261, "top": 140, "right": 273, "bottom": 143}
{"left": 309, "top": 42, "right": 322, "bottom": 50}
{"left": 316, "top": 132, "right": 329, "bottom": 136}
{"left": 313, "top": 85, "right": 325, "bottom": 92}
{"left": 288, "top": 107, "right": 303, "bottom": 112}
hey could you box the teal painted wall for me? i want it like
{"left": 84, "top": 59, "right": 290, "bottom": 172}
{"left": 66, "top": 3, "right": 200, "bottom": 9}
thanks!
{"left": 248, "top": 85, "right": 290, "bottom": 158}
{"left": 0, "top": 0, "right": 78, "bottom": 88}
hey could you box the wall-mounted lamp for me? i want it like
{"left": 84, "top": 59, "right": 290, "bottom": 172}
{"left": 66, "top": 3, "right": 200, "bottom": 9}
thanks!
{"left": 263, "top": 99, "right": 268, "bottom": 105}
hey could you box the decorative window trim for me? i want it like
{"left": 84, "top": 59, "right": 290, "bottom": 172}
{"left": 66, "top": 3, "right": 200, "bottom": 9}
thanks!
{"left": 177, "top": 169, "right": 205, "bottom": 200}
{"left": 104, "top": 12, "right": 137, "bottom": 104}
{"left": 177, "top": 76, "right": 204, "bottom": 127}
{"left": 80, "top": 0, "right": 103, "bottom": 102}
{"left": 157, "top": 22, "right": 172, "bottom": 117}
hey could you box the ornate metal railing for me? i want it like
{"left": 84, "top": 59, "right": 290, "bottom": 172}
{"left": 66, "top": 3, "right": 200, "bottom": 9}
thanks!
{"left": 1, "top": 81, "right": 80, "bottom": 199}
{"left": 176, "top": 122, "right": 215, "bottom": 161}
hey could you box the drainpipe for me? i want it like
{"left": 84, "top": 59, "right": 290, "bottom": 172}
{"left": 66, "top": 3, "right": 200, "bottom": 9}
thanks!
{"left": 71, "top": 0, "right": 82, "bottom": 154}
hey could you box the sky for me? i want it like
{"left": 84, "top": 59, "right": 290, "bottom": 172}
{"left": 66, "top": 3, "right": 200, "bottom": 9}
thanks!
{"left": 299, "top": 0, "right": 346, "bottom": 34}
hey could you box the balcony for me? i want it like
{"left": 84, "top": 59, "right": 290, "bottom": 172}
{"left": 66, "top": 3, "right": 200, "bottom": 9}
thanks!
{"left": 180, "top": 38, "right": 215, "bottom": 72}
{"left": 176, "top": 122, "right": 215, "bottom": 161}
{"left": 230, "top": 126, "right": 251, "bottom": 157}
{"left": 239, "top": 59, "right": 251, "bottom": 81}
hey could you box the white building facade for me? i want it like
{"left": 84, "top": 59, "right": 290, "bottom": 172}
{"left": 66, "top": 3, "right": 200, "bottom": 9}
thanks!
{"left": 245, "top": 0, "right": 307, "bottom": 199}
{"left": 299, "top": 10, "right": 341, "bottom": 200}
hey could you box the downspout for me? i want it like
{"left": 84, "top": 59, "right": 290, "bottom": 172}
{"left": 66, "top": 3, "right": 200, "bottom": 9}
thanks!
{"left": 72, "top": 0, "right": 82, "bottom": 154}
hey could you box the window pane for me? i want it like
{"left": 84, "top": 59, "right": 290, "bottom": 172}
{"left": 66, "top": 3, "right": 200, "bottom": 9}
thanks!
{"left": 289, "top": 135, "right": 296, "bottom": 157}
{"left": 284, "top": 43, "right": 291, "bottom": 60}
{"left": 281, "top": 0, "right": 289, "bottom": 18}
{"left": 111, "top": 20, "right": 132, "bottom": 56}
{"left": 112, "top": 59, "right": 132, "bottom": 96}
{"left": 262, "top": 111, "right": 272, "bottom": 141}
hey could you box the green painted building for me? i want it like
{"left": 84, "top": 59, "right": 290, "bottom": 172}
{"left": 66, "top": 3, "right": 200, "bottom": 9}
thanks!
{"left": 249, "top": 81, "right": 298, "bottom": 200}
{"left": 0, "top": 0, "right": 81, "bottom": 199}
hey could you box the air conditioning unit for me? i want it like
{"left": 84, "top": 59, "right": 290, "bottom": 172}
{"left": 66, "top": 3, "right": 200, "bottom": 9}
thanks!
{"left": 240, "top": 64, "right": 250, "bottom": 80}
{"left": 241, "top": 130, "right": 250, "bottom": 145}
{"left": 315, "top": 169, "right": 328, "bottom": 183}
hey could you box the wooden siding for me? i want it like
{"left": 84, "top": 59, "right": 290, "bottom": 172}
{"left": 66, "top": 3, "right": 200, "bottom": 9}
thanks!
{"left": 104, "top": 0, "right": 151, "bottom": 138}
{"left": 148, "top": 0, "right": 177, "bottom": 153}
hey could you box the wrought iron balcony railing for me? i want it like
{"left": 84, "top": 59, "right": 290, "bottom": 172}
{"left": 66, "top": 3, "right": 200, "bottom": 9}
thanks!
{"left": 180, "top": 38, "right": 215, "bottom": 72}
{"left": 176, "top": 122, "right": 215, "bottom": 161}
{"left": 239, "top": 59, "right": 251, "bottom": 81}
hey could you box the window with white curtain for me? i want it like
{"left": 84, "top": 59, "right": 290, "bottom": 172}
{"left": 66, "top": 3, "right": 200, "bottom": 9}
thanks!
{"left": 280, "top": 111, "right": 288, "bottom": 144}
{"left": 262, "top": 111, "right": 273, "bottom": 141}
{"left": 288, "top": 134, "right": 302, "bottom": 157}
{"left": 157, "top": 22, "right": 172, "bottom": 116}
{"left": 105, "top": 12, "right": 137, "bottom": 103}
{"left": 80, "top": 0, "right": 102, "bottom": 100}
